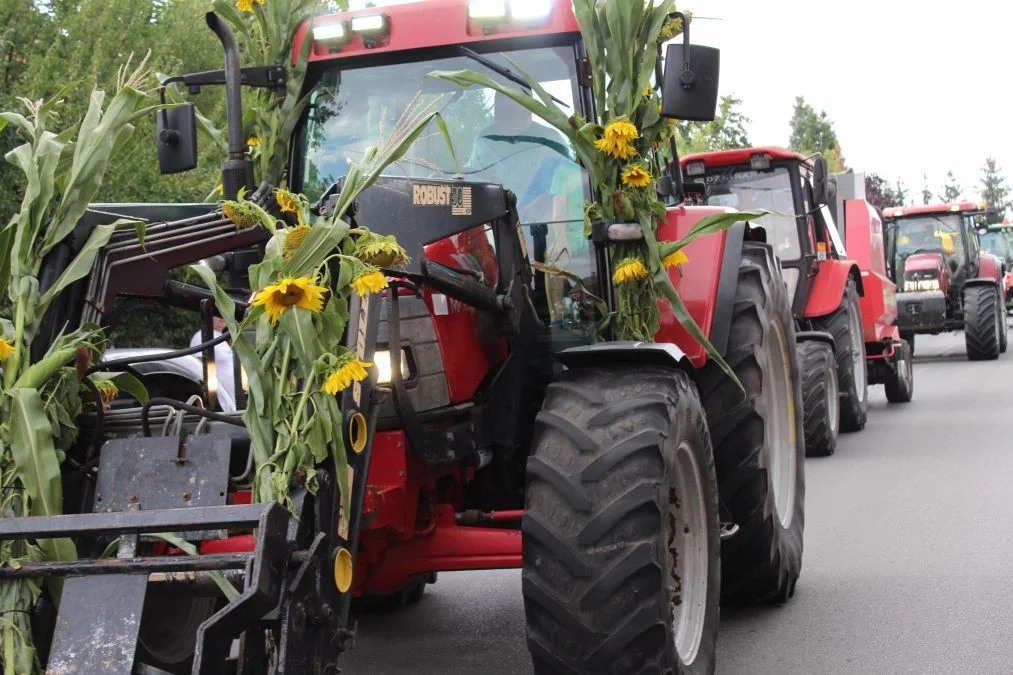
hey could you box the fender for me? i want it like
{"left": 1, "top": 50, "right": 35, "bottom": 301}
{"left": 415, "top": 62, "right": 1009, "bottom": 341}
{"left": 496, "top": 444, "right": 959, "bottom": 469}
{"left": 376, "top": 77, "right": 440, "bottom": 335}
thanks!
{"left": 795, "top": 330, "right": 836, "bottom": 352}
{"left": 977, "top": 253, "right": 1003, "bottom": 284}
{"left": 556, "top": 341, "right": 693, "bottom": 373}
{"left": 964, "top": 277, "right": 999, "bottom": 290}
{"left": 803, "top": 258, "right": 864, "bottom": 319}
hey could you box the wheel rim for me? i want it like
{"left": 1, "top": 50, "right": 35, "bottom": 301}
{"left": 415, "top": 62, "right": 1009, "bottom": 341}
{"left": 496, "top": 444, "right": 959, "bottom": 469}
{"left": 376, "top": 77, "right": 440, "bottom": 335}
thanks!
{"left": 848, "top": 306, "right": 866, "bottom": 395}
{"left": 765, "top": 319, "right": 797, "bottom": 528}
{"left": 826, "top": 357, "right": 839, "bottom": 437}
{"left": 668, "top": 440, "right": 708, "bottom": 665}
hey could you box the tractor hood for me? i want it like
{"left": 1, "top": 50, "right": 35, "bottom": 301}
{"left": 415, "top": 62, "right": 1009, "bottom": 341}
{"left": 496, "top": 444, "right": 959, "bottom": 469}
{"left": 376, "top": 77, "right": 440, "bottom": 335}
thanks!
{"left": 904, "top": 252, "right": 945, "bottom": 274}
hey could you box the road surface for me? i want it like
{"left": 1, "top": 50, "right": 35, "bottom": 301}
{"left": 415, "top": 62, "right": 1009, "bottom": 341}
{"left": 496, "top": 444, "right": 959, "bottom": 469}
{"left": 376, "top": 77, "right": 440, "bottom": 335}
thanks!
{"left": 343, "top": 330, "right": 1013, "bottom": 675}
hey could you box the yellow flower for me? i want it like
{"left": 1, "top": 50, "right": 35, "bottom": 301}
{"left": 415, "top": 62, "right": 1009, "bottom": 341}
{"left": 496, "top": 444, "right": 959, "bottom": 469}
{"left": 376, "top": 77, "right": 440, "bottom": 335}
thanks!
{"left": 604, "top": 119, "right": 639, "bottom": 144}
{"left": 594, "top": 136, "right": 638, "bottom": 160}
{"left": 612, "top": 258, "right": 649, "bottom": 284}
{"left": 283, "top": 225, "right": 312, "bottom": 261}
{"left": 0, "top": 339, "right": 14, "bottom": 360}
{"left": 350, "top": 269, "right": 388, "bottom": 297}
{"left": 643, "top": 85, "right": 653, "bottom": 97}
{"left": 663, "top": 250, "right": 689, "bottom": 268}
{"left": 252, "top": 276, "right": 327, "bottom": 325}
{"left": 215, "top": 184, "right": 223, "bottom": 196}
{"left": 222, "top": 201, "right": 260, "bottom": 229}
{"left": 621, "top": 165, "right": 652, "bottom": 188}
{"left": 275, "top": 189, "right": 301, "bottom": 215}
{"left": 236, "top": 0, "right": 264, "bottom": 12}
{"left": 357, "top": 239, "right": 408, "bottom": 268}
{"left": 247, "top": 135, "right": 260, "bottom": 147}
{"left": 323, "top": 358, "right": 372, "bottom": 395}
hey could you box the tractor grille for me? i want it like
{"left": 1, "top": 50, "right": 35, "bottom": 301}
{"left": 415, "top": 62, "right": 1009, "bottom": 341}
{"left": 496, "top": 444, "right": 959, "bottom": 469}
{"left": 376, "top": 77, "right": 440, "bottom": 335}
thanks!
{"left": 376, "top": 295, "right": 450, "bottom": 426}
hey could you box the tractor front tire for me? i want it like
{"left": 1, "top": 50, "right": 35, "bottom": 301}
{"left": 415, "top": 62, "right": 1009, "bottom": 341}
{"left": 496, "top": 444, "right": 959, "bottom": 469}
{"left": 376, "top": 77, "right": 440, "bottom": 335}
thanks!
{"left": 964, "top": 285, "right": 1001, "bottom": 361}
{"left": 812, "top": 280, "right": 868, "bottom": 432}
{"left": 799, "top": 341, "right": 838, "bottom": 457}
{"left": 698, "top": 242, "right": 805, "bottom": 606}
{"left": 1000, "top": 302, "right": 1008, "bottom": 353}
{"left": 901, "top": 331, "right": 915, "bottom": 356}
{"left": 884, "top": 340, "right": 914, "bottom": 403}
{"left": 523, "top": 365, "right": 720, "bottom": 675}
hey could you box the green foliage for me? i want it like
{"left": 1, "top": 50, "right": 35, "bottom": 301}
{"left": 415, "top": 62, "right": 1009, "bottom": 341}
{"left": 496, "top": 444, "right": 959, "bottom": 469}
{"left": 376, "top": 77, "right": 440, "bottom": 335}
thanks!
{"left": 979, "top": 156, "right": 1010, "bottom": 215}
{"left": 787, "top": 95, "right": 846, "bottom": 172}
{"left": 676, "top": 94, "right": 751, "bottom": 154}
{"left": 939, "top": 170, "right": 963, "bottom": 203}
{"left": 865, "top": 173, "right": 908, "bottom": 210}
{"left": 921, "top": 173, "right": 932, "bottom": 205}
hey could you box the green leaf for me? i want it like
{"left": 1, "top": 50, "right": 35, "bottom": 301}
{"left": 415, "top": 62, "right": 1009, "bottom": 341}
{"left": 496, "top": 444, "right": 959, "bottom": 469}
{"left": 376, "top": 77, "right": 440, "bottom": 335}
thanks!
{"left": 39, "top": 219, "right": 138, "bottom": 311}
{"left": 111, "top": 372, "right": 149, "bottom": 405}
{"left": 147, "top": 533, "right": 239, "bottom": 602}
{"left": 8, "top": 388, "right": 78, "bottom": 562}
{"left": 659, "top": 210, "right": 771, "bottom": 259}
{"left": 279, "top": 305, "right": 324, "bottom": 374}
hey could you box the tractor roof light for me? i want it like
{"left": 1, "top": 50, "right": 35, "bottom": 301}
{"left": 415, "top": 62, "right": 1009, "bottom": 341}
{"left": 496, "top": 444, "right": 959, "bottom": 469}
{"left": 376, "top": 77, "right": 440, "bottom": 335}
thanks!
{"left": 350, "top": 13, "right": 389, "bottom": 46}
{"left": 750, "top": 153, "right": 771, "bottom": 170}
{"left": 468, "top": 0, "right": 507, "bottom": 21}
{"left": 979, "top": 199, "right": 989, "bottom": 209}
{"left": 312, "top": 22, "right": 349, "bottom": 50}
{"left": 685, "top": 160, "right": 706, "bottom": 177}
{"left": 950, "top": 204, "right": 961, "bottom": 212}
{"left": 510, "top": 0, "right": 552, "bottom": 22}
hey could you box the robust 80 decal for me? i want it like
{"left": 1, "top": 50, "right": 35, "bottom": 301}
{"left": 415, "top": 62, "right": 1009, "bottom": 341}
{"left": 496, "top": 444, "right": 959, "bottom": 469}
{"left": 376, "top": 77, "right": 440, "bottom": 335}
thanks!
{"left": 411, "top": 183, "right": 472, "bottom": 216}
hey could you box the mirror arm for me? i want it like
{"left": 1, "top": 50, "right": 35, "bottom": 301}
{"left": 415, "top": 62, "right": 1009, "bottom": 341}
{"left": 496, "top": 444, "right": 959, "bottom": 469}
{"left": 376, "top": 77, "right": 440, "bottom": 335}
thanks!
{"left": 671, "top": 12, "right": 696, "bottom": 91}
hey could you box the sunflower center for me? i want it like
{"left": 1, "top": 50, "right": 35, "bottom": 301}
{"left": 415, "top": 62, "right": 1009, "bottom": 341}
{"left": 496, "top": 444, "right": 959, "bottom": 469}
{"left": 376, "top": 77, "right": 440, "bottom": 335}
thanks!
{"left": 278, "top": 288, "right": 304, "bottom": 307}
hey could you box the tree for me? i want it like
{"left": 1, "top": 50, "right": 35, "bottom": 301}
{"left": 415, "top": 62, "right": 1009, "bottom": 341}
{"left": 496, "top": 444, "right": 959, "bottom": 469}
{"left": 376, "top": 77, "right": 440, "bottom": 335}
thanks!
{"left": 921, "top": 173, "right": 932, "bottom": 205}
{"left": 677, "top": 94, "right": 751, "bottom": 154}
{"left": 979, "top": 156, "right": 1011, "bottom": 215}
{"left": 939, "top": 170, "right": 962, "bottom": 202}
{"left": 787, "top": 95, "right": 846, "bottom": 172}
{"left": 893, "top": 179, "right": 909, "bottom": 207}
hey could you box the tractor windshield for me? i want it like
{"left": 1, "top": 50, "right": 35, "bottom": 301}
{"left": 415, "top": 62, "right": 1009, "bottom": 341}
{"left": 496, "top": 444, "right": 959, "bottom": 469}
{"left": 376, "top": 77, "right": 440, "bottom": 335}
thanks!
{"left": 702, "top": 166, "right": 800, "bottom": 261}
{"left": 893, "top": 214, "right": 966, "bottom": 276}
{"left": 980, "top": 230, "right": 1011, "bottom": 262}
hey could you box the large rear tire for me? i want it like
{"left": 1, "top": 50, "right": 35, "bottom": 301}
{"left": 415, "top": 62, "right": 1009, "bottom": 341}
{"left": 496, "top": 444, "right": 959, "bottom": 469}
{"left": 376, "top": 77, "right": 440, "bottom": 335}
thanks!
{"left": 799, "top": 341, "right": 838, "bottom": 458}
{"left": 964, "top": 285, "right": 1001, "bottom": 361}
{"left": 884, "top": 340, "right": 914, "bottom": 403}
{"left": 1000, "top": 302, "right": 1008, "bottom": 353}
{"left": 811, "top": 280, "right": 867, "bottom": 432}
{"left": 698, "top": 242, "right": 805, "bottom": 606}
{"left": 523, "top": 366, "right": 720, "bottom": 675}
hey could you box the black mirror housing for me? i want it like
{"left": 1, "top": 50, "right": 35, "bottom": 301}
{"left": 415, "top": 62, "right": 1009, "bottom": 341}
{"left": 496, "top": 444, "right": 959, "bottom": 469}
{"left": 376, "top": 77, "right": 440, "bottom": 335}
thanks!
{"left": 156, "top": 103, "right": 198, "bottom": 175}
{"left": 661, "top": 42, "right": 720, "bottom": 122}
{"left": 812, "top": 156, "right": 829, "bottom": 206}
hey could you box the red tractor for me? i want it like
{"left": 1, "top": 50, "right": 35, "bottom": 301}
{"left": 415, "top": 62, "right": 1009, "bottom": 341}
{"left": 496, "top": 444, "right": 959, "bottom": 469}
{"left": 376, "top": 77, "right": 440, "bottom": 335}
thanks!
{"left": 2, "top": 2, "right": 807, "bottom": 674}
{"left": 680, "top": 148, "right": 912, "bottom": 457}
{"left": 883, "top": 200, "right": 1007, "bottom": 359}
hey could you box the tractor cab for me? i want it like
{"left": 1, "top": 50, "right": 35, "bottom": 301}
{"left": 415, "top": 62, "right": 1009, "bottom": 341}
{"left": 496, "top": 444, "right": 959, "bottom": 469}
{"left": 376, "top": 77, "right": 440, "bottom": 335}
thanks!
{"left": 977, "top": 221, "right": 1013, "bottom": 309}
{"left": 681, "top": 147, "right": 847, "bottom": 314}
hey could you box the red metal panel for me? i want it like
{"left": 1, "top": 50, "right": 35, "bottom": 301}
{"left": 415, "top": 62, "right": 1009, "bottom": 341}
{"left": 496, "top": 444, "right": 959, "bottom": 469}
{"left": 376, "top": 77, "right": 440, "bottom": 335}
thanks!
{"left": 654, "top": 206, "right": 730, "bottom": 368}
{"left": 295, "top": 0, "right": 581, "bottom": 64}
{"left": 977, "top": 253, "right": 1002, "bottom": 283}
{"left": 681, "top": 146, "right": 810, "bottom": 169}
{"left": 802, "top": 258, "right": 860, "bottom": 319}
{"left": 844, "top": 200, "right": 897, "bottom": 342}
{"left": 355, "top": 505, "right": 521, "bottom": 595}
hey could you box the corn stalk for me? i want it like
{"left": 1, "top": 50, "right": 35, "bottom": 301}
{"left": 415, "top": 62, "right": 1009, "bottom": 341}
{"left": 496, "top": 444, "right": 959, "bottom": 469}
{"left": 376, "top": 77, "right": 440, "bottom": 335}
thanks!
{"left": 0, "top": 56, "right": 156, "bottom": 674}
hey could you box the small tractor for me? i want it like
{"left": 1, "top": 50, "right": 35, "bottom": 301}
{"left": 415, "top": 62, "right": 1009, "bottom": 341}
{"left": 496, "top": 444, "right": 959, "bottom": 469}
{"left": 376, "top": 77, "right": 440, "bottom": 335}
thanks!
{"left": 680, "top": 147, "right": 913, "bottom": 458}
{"left": 0, "top": 2, "right": 808, "bottom": 674}
{"left": 883, "top": 200, "right": 1007, "bottom": 359}
{"left": 978, "top": 220, "right": 1013, "bottom": 311}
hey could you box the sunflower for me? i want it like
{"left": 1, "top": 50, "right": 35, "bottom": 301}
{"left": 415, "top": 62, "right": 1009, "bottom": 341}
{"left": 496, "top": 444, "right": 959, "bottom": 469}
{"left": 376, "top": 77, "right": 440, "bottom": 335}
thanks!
{"left": 350, "top": 269, "right": 388, "bottom": 297}
{"left": 0, "top": 338, "right": 13, "bottom": 361}
{"left": 594, "top": 136, "right": 638, "bottom": 161}
{"left": 236, "top": 0, "right": 264, "bottom": 12}
{"left": 222, "top": 200, "right": 260, "bottom": 229}
{"left": 621, "top": 165, "right": 652, "bottom": 188}
{"left": 252, "top": 276, "right": 327, "bottom": 325}
{"left": 612, "top": 258, "right": 649, "bottom": 284}
{"left": 356, "top": 237, "right": 408, "bottom": 268}
{"left": 283, "top": 225, "right": 313, "bottom": 261}
{"left": 663, "top": 250, "right": 689, "bottom": 269}
{"left": 247, "top": 135, "right": 260, "bottom": 147}
{"left": 643, "top": 85, "right": 653, "bottom": 97}
{"left": 275, "top": 189, "right": 306, "bottom": 226}
{"left": 322, "top": 356, "right": 372, "bottom": 395}
{"left": 603, "top": 119, "right": 639, "bottom": 144}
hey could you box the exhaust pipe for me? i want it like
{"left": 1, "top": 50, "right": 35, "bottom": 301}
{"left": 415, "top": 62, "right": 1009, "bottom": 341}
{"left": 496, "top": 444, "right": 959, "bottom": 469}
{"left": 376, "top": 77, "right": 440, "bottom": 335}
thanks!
{"left": 205, "top": 11, "right": 254, "bottom": 200}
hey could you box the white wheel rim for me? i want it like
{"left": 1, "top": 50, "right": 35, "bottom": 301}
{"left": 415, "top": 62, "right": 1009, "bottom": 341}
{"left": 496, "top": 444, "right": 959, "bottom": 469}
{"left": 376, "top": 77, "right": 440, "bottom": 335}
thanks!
{"left": 827, "top": 357, "right": 839, "bottom": 437}
{"left": 669, "top": 440, "right": 708, "bottom": 665}
{"left": 766, "top": 320, "right": 797, "bottom": 528}
{"left": 848, "top": 306, "right": 866, "bottom": 396}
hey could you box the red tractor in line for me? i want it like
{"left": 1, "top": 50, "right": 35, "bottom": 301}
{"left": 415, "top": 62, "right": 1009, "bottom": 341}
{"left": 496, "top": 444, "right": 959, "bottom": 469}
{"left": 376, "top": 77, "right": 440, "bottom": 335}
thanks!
{"left": 883, "top": 200, "right": 1007, "bottom": 359}
{"left": 3, "top": 2, "right": 807, "bottom": 673}
{"left": 680, "top": 147, "right": 913, "bottom": 457}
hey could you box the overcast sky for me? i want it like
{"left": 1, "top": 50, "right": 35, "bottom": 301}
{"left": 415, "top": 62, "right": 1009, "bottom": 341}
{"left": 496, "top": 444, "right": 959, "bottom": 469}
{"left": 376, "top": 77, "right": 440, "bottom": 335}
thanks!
{"left": 689, "top": 0, "right": 1012, "bottom": 202}
{"left": 346, "top": 0, "right": 1012, "bottom": 204}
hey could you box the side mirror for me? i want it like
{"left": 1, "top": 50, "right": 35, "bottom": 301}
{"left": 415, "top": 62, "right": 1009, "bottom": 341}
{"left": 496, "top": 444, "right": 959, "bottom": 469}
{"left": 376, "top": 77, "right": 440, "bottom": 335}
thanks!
{"left": 156, "top": 103, "right": 198, "bottom": 175}
{"left": 812, "top": 156, "right": 829, "bottom": 206}
{"left": 660, "top": 14, "right": 720, "bottom": 122}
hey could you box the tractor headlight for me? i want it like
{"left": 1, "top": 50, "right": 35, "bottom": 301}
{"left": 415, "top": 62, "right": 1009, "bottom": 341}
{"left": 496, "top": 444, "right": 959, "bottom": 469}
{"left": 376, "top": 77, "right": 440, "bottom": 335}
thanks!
{"left": 374, "top": 348, "right": 411, "bottom": 384}
{"left": 918, "top": 278, "right": 940, "bottom": 291}
{"left": 468, "top": 0, "right": 507, "bottom": 21}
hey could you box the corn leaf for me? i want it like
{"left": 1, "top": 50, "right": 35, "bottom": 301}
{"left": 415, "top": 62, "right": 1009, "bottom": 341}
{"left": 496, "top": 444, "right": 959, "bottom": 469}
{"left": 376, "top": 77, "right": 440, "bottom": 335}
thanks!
{"left": 39, "top": 219, "right": 138, "bottom": 312}
{"left": 660, "top": 210, "right": 771, "bottom": 256}
{"left": 147, "top": 533, "right": 239, "bottom": 602}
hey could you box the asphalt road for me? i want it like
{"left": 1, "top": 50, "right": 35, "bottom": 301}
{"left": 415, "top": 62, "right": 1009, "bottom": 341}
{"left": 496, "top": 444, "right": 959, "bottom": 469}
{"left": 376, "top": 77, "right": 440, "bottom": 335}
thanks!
{"left": 343, "top": 328, "right": 1013, "bottom": 675}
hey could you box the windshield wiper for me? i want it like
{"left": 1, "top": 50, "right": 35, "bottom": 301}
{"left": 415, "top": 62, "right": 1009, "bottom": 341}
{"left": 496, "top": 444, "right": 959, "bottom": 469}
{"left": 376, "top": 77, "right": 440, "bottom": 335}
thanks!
{"left": 454, "top": 45, "right": 569, "bottom": 108}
